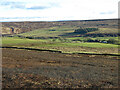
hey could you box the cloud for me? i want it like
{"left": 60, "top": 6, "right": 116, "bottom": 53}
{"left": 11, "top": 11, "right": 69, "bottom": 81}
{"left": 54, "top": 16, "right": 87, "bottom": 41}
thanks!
{"left": 10, "top": 5, "right": 49, "bottom": 10}
{"left": 10, "top": 4, "right": 26, "bottom": 9}
{"left": 0, "top": 1, "right": 52, "bottom": 10}
{"left": 0, "top": 17, "right": 42, "bottom": 19}
{"left": 0, "top": 1, "right": 19, "bottom": 5}
{"left": 26, "top": 6, "right": 49, "bottom": 10}
{"left": 100, "top": 11, "right": 115, "bottom": 15}
{"left": 0, "top": 1, "right": 26, "bottom": 9}
{"left": 0, "top": 16, "right": 56, "bottom": 22}
{"left": 0, "top": 0, "right": 119, "bottom": 21}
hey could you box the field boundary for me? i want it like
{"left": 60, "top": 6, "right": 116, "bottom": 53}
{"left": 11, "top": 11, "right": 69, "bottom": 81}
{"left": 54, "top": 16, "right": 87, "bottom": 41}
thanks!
{"left": 1, "top": 46, "right": 119, "bottom": 56}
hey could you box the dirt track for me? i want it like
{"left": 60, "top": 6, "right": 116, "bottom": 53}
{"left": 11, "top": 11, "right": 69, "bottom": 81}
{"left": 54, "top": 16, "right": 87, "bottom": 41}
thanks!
{"left": 2, "top": 48, "right": 119, "bottom": 88}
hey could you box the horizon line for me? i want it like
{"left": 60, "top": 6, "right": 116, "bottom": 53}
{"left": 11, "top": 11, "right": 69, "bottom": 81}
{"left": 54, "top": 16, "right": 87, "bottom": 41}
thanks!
{"left": 0, "top": 18, "right": 118, "bottom": 22}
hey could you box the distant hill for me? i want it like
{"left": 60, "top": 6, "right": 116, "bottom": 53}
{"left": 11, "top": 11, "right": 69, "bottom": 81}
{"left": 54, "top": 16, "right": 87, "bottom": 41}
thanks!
{"left": 2, "top": 19, "right": 118, "bottom": 35}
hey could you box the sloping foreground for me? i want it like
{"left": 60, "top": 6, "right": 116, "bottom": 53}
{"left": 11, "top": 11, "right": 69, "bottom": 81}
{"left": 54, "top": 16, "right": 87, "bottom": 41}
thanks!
{"left": 2, "top": 48, "right": 119, "bottom": 88}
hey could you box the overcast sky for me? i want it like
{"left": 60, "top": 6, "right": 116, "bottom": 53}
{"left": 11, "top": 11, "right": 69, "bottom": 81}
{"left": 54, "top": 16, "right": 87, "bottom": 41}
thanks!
{"left": 0, "top": 0, "right": 119, "bottom": 22}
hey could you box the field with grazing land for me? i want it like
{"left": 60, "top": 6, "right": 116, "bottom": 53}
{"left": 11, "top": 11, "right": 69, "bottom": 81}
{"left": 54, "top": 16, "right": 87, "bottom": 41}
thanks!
{"left": 1, "top": 19, "right": 119, "bottom": 88}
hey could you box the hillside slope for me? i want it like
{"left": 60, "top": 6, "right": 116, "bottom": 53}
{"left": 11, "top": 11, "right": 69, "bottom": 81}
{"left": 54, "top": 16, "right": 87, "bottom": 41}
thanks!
{"left": 2, "top": 19, "right": 118, "bottom": 35}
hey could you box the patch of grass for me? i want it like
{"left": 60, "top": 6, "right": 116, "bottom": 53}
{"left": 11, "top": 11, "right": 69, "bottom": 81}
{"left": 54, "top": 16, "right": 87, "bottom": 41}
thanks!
{"left": 2, "top": 37, "right": 46, "bottom": 46}
{"left": 67, "top": 37, "right": 118, "bottom": 41}
{"left": 2, "top": 37, "right": 118, "bottom": 48}
{"left": 18, "top": 26, "right": 77, "bottom": 37}
{"left": 2, "top": 37, "right": 118, "bottom": 54}
{"left": 88, "top": 28, "right": 118, "bottom": 34}
{"left": 61, "top": 42, "right": 118, "bottom": 48}
{"left": 18, "top": 42, "right": 118, "bottom": 48}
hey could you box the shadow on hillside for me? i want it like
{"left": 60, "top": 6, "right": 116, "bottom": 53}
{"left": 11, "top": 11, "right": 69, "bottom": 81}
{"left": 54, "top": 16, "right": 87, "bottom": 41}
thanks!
{"left": 59, "top": 32, "right": 80, "bottom": 37}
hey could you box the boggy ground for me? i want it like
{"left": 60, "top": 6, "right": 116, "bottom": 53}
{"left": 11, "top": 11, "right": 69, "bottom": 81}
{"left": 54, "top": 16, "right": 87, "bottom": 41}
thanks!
{"left": 2, "top": 48, "right": 119, "bottom": 88}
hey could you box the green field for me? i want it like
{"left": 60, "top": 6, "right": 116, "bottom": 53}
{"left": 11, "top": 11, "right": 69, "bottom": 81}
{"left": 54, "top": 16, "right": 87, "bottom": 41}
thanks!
{"left": 66, "top": 37, "right": 118, "bottom": 41}
{"left": 2, "top": 37, "right": 118, "bottom": 47}
{"left": 18, "top": 26, "right": 77, "bottom": 37}
{"left": 2, "top": 37, "right": 47, "bottom": 46}
{"left": 2, "top": 37, "right": 118, "bottom": 54}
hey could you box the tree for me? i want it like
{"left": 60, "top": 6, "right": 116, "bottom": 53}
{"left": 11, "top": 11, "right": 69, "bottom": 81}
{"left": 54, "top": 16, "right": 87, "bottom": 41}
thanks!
{"left": 86, "top": 38, "right": 94, "bottom": 42}
{"left": 52, "top": 38, "right": 56, "bottom": 42}
{"left": 58, "top": 37, "right": 65, "bottom": 42}
{"left": 107, "top": 39, "right": 117, "bottom": 44}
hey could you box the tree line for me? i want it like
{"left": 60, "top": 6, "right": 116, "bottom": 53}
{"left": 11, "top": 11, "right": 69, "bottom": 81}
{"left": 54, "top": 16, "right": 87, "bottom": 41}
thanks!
{"left": 74, "top": 27, "right": 99, "bottom": 34}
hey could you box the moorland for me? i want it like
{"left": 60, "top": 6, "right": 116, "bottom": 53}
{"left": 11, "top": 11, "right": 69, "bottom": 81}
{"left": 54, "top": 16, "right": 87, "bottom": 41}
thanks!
{"left": 1, "top": 19, "right": 119, "bottom": 88}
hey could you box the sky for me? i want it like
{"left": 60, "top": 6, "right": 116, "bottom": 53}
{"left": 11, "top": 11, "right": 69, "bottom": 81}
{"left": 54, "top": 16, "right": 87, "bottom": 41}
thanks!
{"left": 0, "top": 0, "right": 119, "bottom": 22}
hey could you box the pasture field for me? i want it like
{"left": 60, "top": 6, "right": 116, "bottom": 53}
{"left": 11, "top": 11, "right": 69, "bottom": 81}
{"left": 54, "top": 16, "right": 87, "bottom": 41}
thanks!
{"left": 18, "top": 26, "right": 77, "bottom": 37}
{"left": 2, "top": 37, "right": 118, "bottom": 48}
{"left": 2, "top": 37, "right": 118, "bottom": 54}
{"left": 66, "top": 36, "right": 118, "bottom": 41}
{"left": 2, "top": 37, "right": 46, "bottom": 45}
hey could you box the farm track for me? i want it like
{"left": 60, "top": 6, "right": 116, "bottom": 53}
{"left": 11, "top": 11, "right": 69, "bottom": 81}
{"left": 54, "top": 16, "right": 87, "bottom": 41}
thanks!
{"left": 2, "top": 48, "right": 119, "bottom": 88}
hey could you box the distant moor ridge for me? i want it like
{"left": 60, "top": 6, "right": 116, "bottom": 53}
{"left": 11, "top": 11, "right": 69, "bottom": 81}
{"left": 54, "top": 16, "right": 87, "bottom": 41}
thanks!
{"left": 2, "top": 19, "right": 119, "bottom": 37}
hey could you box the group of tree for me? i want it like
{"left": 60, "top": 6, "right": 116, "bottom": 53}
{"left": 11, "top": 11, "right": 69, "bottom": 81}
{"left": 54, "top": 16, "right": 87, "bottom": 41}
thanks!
{"left": 74, "top": 27, "right": 98, "bottom": 34}
{"left": 107, "top": 38, "right": 119, "bottom": 44}
{"left": 85, "top": 38, "right": 119, "bottom": 44}
{"left": 70, "top": 38, "right": 119, "bottom": 44}
{"left": 52, "top": 37, "right": 71, "bottom": 43}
